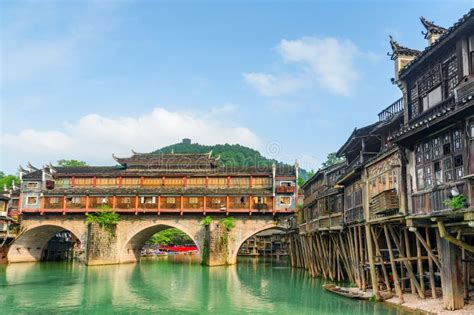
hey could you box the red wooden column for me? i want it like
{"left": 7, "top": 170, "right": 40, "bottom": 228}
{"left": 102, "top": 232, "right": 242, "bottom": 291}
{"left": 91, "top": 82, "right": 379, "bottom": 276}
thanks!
{"left": 227, "top": 176, "right": 231, "bottom": 188}
{"left": 250, "top": 176, "right": 253, "bottom": 188}
{"left": 40, "top": 195, "right": 45, "bottom": 213}
{"left": 118, "top": 176, "right": 123, "bottom": 188}
{"left": 85, "top": 195, "right": 90, "bottom": 212}
{"left": 249, "top": 195, "right": 253, "bottom": 215}
{"left": 205, "top": 176, "right": 209, "bottom": 188}
{"left": 62, "top": 195, "right": 67, "bottom": 215}
{"left": 183, "top": 177, "right": 188, "bottom": 188}
{"left": 140, "top": 176, "right": 144, "bottom": 187}
{"left": 180, "top": 196, "right": 184, "bottom": 215}
{"left": 226, "top": 195, "right": 230, "bottom": 215}
{"left": 272, "top": 196, "right": 276, "bottom": 215}
{"left": 71, "top": 176, "right": 76, "bottom": 188}
{"left": 92, "top": 176, "right": 97, "bottom": 187}
{"left": 113, "top": 196, "right": 117, "bottom": 210}
{"left": 203, "top": 196, "right": 207, "bottom": 215}
{"left": 157, "top": 196, "right": 161, "bottom": 215}
{"left": 135, "top": 196, "right": 139, "bottom": 215}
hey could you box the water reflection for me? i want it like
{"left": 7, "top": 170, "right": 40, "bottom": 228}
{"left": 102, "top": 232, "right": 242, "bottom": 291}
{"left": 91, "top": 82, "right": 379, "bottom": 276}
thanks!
{"left": 0, "top": 257, "right": 410, "bottom": 314}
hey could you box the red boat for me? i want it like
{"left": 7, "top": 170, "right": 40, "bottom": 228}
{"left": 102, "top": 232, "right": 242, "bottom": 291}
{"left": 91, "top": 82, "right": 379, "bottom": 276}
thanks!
{"left": 159, "top": 245, "right": 198, "bottom": 253}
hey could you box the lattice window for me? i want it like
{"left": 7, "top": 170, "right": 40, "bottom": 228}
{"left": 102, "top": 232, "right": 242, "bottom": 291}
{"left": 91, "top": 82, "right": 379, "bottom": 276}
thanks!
{"left": 423, "top": 141, "right": 432, "bottom": 163}
{"left": 432, "top": 137, "right": 441, "bottom": 159}
{"left": 454, "top": 155, "right": 464, "bottom": 180}
{"left": 453, "top": 129, "right": 463, "bottom": 151}
{"left": 442, "top": 54, "right": 458, "bottom": 97}
{"left": 409, "top": 84, "right": 419, "bottom": 119}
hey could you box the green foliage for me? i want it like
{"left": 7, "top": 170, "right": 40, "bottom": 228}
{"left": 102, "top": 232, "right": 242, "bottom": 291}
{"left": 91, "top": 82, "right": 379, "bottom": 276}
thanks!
{"left": 85, "top": 206, "right": 121, "bottom": 233}
{"left": 220, "top": 217, "right": 235, "bottom": 231}
{"left": 57, "top": 159, "right": 88, "bottom": 167}
{"left": 443, "top": 194, "right": 467, "bottom": 210}
{"left": 0, "top": 172, "right": 20, "bottom": 189}
{"left": 146, "top": 228, "right": 193, "bottom": 245}
{"left": 368, "top": 295, "right": 377, "bottom": 302}
{"left": 155, "top": 142, "right": 310, "bottom": 180}
{"left": 298, "top": 170, "right": 314, "bottom": 187}
{"left": 202, "top": 216, "right": 213, "bottom": 226}
{"left": 321, "top": 152, "right": 345, "bottom": 168}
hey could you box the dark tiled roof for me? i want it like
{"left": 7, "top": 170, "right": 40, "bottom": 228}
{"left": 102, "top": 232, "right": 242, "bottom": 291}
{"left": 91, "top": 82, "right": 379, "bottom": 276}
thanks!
{"left": 53, "top": 165, "right": 295, "bottom": 177}
{"left": 420, "top": 16, "right": 447, "bottom": 37}
{"left": 336, "top": 121, "right": 381, "bottom": 157}
{"left": 113, "top": 151, "right": 220, "bottom": 169}
{"left": 388, "top": 35, "right": 421, "bottom": 60}
{"left": 22, "top": 170, "right": 42, "bottom": 180}
{"left": 43, "top": 187, "right": 273, "bottom": 196}
{"left": 400, "top": 9, "right": 474, "bottom": 78}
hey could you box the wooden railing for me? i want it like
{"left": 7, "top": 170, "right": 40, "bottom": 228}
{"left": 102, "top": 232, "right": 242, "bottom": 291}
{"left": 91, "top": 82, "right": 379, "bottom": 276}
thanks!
{"left": 369, "top": 189, "right": 400, "bottom": 220}
{"left": 378, "top": 98, "right": 404, "bottom": 122}
{"left": 412, "top": 181, "right": 466, "bottom": 215}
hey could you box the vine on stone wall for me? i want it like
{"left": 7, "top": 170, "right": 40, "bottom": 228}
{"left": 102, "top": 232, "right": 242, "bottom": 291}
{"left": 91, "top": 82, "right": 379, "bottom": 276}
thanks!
{"left": 85, "top": 205, "right": 121, "bottom": 234}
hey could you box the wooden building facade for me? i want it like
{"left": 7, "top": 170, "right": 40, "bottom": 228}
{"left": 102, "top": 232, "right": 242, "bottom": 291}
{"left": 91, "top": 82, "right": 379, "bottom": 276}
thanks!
{"left": 18, "top": 152, "right": 298, "bottom": 215}
{"left": 290, "top": 10, "right": 474, "bottom": 311}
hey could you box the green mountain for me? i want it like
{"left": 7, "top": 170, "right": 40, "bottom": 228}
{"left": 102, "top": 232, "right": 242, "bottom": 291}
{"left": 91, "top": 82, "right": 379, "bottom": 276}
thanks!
{"left": 155, "top": 142, "right": 310, "bottom": 180}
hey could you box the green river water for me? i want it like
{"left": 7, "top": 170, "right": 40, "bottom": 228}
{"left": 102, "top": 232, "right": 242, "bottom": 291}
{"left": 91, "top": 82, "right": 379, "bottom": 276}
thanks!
{"left": 0, "top": 257, "right": 410, "bottom": 314}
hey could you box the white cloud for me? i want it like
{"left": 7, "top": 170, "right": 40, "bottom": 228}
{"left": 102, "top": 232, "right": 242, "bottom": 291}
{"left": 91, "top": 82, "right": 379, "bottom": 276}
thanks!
{"left": 242, "top": 73, "right": 305, "bottom": 97}
{"left": 243, "top": 36, "right": 362, "bottom": 97}
{"left": 0, "top": 107, "right": 263, "bottom": 171}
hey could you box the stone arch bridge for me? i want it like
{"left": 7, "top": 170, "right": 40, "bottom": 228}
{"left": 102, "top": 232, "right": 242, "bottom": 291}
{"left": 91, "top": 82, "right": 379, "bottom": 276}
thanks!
{"left": 7, "top": 214, "right": 292, "bottom": 266}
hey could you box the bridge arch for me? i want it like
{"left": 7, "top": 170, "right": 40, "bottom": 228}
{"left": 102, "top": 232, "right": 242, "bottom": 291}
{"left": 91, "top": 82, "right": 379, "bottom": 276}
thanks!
{"left": 119, "top": 221, "right": 203, "bottom": 264}
{"left": 7, "top": 223, "right": 85, "bottom": 263}
{"left": 229, "top": 223, "right": 290, "bottom": 264}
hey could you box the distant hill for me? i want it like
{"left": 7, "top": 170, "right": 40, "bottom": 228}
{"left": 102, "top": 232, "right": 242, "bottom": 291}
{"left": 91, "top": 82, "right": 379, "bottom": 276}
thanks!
{"left": 155, "top": 141, "right": 310, "bottom": 180}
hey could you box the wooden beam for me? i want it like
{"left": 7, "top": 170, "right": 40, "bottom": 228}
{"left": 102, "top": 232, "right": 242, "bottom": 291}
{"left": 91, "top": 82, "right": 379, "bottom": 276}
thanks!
{"left": 425, "top": 228, "right": 437, "bottom": 299}
{"left": 413, "top": 229, "right": 441, "bottom": 270}
{"left": 366, "top": 224, "right": 380, "bottom": 298}
{"left": 383, "top": 225, "right": 403, "bottom": 301}
{"left": 388, "top": 225, "right": 424, "bottom": 299}
{"left": 370, "top": 225, "right": 391, "bottom": 293}
{"left": 437, "top": 220, "right": 474, "bottom": 253}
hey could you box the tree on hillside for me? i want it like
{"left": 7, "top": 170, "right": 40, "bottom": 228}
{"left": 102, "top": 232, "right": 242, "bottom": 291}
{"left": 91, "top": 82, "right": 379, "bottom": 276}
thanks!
{"left": 0, "top": 172, "right": 20, "bottom": 189}
{"left": 57, "top": 159, "right": 88, "bottom": 167}
{"left": 321, "top": 153, "right": 345, "bottom": 168}
{"left": 146, "top": 228, "right": 193, "bottom": 246}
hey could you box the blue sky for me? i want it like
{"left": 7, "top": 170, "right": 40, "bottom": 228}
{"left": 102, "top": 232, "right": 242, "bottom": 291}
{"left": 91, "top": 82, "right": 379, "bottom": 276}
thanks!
{"left": 1, "top": 0, "right": 473, "bottom": 174}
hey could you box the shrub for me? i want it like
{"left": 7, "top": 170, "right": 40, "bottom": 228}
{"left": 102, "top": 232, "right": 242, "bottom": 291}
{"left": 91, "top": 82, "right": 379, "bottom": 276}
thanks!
{"left": 202, "top": 215, "right": 213, "bottom": 226}
{"left": 443, "top": 194, "right": 467, "bottom": 210}
{"left": 220, "top": 217, "right": 235, "bottom": 231}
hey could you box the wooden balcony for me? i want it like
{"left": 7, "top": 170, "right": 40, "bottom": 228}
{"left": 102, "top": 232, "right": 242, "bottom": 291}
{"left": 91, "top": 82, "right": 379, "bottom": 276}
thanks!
{"left": 44, "top": 197, "right": 64, "bottom": 209}
{"left": 276, "top": 186, "right": 296, "bottom": 194}
{"left": 378, "top": 98, "right": 403, "bottom": 122}
{"left": 369, "top": 189, "right": 401, "bottom": 220}
{"left": 412, "top": 181, "right": 466, "bottom": 215}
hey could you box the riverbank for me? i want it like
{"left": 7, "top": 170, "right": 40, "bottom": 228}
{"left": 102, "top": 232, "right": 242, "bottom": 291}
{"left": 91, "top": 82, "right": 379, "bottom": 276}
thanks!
{"left": 385, "top": 293, "right": 474, "bottom": 315}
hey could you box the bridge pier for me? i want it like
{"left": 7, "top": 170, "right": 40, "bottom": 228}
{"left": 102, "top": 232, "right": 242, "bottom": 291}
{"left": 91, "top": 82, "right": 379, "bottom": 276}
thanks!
{"left": 203, "top": 221, "right": 230, "bottom": 266}
{"left": 85, "top": 222, "right": 119, "bottom": 266}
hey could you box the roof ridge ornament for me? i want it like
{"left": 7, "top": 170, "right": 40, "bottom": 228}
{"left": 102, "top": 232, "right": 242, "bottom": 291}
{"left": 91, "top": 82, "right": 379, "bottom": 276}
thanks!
{"left": 420, "top": 16, "right": 447, "bottom": 38}
{"left": 388, "top": 35, "right": 421, "bottom": 60}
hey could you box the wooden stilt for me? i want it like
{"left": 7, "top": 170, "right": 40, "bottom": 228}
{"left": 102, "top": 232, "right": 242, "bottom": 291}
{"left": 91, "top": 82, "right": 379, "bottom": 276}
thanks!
{"left": 404, "top": 228, "right": 417, "bottom": 295}
{"left": 371, "top": 225, "right": 391, "bottom": 293}
{"left": 383, "top": 224, "right": 403, "bottom": 302}
{"left": 415, "top": 230, "right": 425, "bottom": 296}
{"left": 425, "top": 228, "right": 436, "bottom": 299}
{"left": 366, "top": 224, "right": 380, "bottom": 298}
{"left": 388, "top": 225, "right": 424, "bottom": 299}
